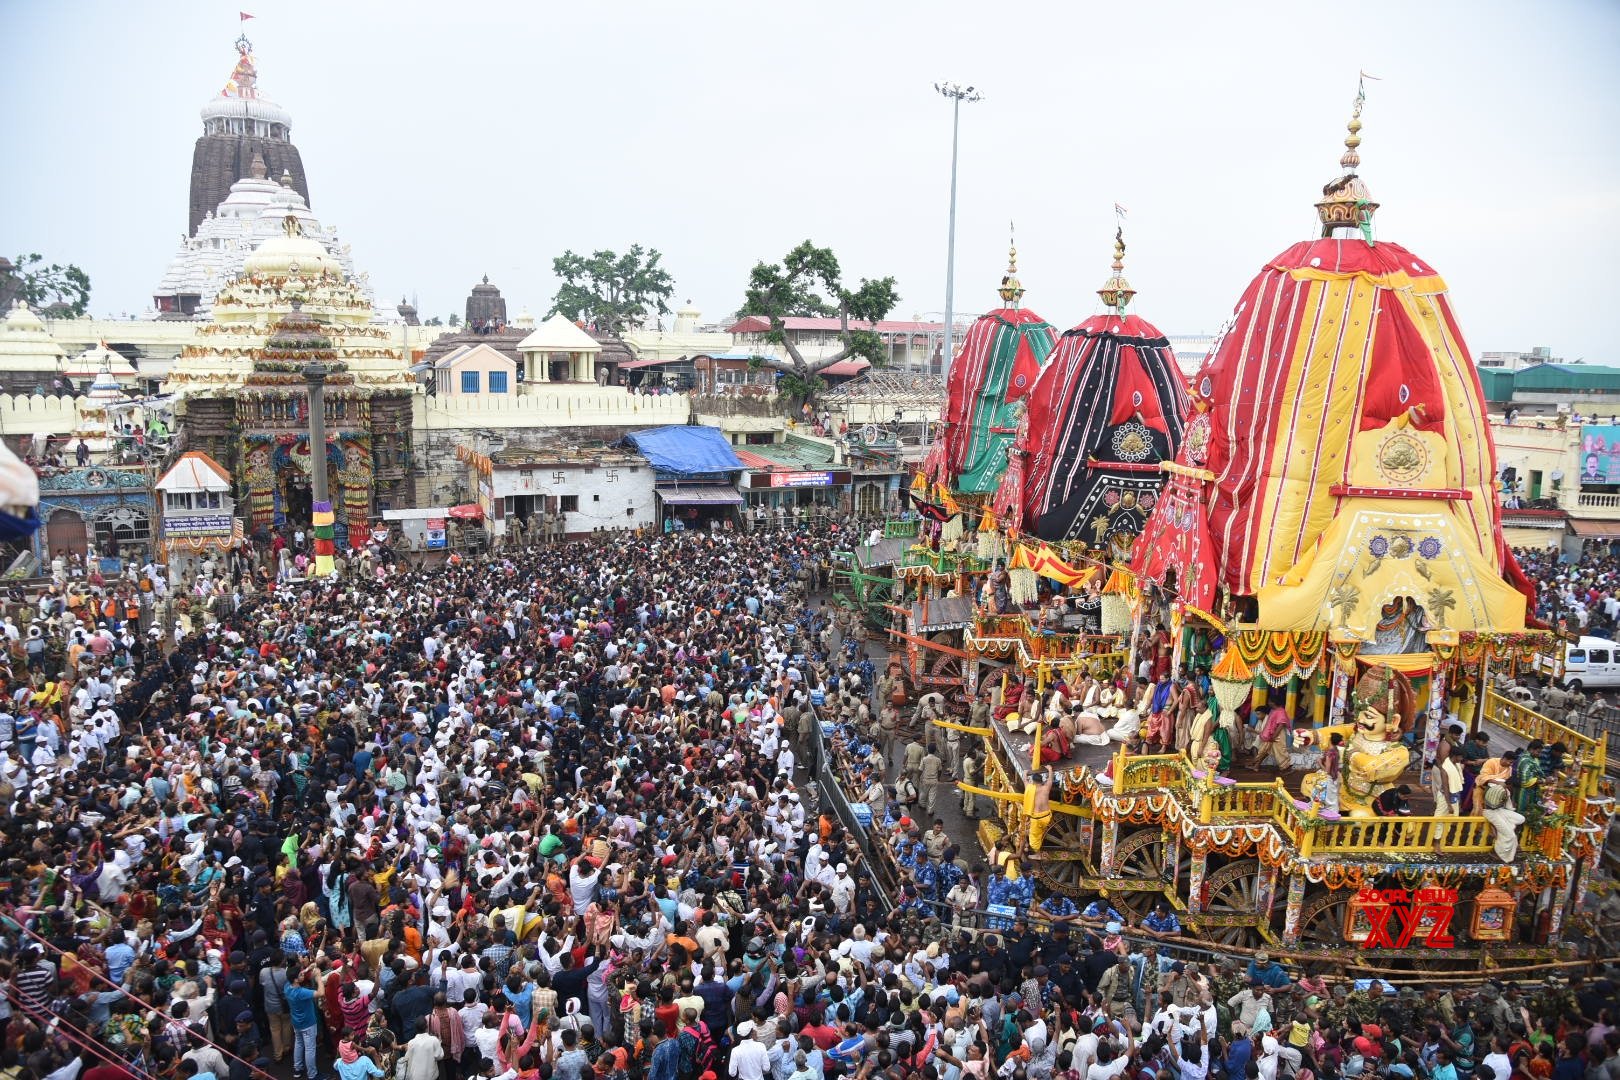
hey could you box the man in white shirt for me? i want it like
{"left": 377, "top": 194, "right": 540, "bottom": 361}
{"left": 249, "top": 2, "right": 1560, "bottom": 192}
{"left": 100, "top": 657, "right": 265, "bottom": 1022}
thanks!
{"left": 728, "top": 1028, "right": 771, "bottom": 1080}
{"left": 1086, "top": 1036, "right": 1135, "bottom": 1080}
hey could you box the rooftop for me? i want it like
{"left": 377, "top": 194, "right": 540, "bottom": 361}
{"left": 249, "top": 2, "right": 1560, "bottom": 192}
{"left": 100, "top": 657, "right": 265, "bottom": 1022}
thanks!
{"left": 729, "top": 315, "right": 959, "bottom": 336}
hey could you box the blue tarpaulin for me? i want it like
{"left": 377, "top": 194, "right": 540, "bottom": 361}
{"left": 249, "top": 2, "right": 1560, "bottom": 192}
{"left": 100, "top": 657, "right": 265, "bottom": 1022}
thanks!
{"left": 626, "top": 426, "right": 744, "bottom": 475}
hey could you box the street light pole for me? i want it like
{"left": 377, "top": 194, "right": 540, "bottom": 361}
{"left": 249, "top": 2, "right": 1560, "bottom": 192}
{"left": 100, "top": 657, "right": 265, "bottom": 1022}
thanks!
{"left": 935, "top": 81, "right": 982, "bottom": 386}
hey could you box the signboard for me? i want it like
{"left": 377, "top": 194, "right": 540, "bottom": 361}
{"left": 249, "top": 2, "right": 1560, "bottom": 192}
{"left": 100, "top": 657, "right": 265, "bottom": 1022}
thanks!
{"left": 770, "top": 470, "right": 834, "bottom": 488}
{"left": 371, "top": 527, "right": 390, "bottom": 544}
{"left": 750, "top": 470, "right": 852, "bottom": 489}
{"left": 164, "top": 514, "right": 235, "bottom": 538}
{"left": 424, "top": 518, "right": 447, "bottom": 550}
{"left": 1578, "top": 425, "right": 1620, "bottom": 484}
{"left": 1352, "top": 886, "right": 1457, "bottom": 948}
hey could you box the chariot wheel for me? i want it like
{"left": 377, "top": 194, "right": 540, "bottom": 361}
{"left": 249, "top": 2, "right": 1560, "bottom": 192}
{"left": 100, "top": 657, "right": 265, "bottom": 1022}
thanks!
{"left": 1107, "top": 829, "right": 1186, "bottom": 917}
{"left": 1199, "top": 858, "right": 1266, "bottom": 949}
{"left": 1297, "top": 889, "right": 1353, "bottom": 952}
{"left": 927, "top": 643, "right": 969, "bottom": 713}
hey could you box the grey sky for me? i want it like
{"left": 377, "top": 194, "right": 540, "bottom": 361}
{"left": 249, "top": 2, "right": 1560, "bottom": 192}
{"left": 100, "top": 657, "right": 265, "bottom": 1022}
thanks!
{"left": 4, "top": 0, "right": 1617, "bottom": 361}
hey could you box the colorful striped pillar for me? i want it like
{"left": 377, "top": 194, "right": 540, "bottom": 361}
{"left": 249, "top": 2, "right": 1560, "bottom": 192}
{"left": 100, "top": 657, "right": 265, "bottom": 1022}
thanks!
{"left": 304, "top": 362, "right": 334, "bottom": 578}
{"left": 312, "top": 500, "right": 336, "bottom": 577}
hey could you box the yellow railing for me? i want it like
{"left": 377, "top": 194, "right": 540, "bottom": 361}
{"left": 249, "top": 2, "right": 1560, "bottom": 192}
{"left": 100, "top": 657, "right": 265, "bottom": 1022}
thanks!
{"left": 1485, "top": 690, "right": 1607, "bottom": 799}
{"left": 1300, "top": 815, "right": 1495, "bottom": 857}
{"left": 1115, "top": 752, "right": 1191, "bottom": 794}
{"left": 1201, "top": 780, "right": 1287, "bottom": 823}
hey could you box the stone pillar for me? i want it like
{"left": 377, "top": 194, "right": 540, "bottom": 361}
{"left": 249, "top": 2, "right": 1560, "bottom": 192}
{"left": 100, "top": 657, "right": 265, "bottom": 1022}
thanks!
{"left": 532, "top": 352, "right": 548, "bottom": 382}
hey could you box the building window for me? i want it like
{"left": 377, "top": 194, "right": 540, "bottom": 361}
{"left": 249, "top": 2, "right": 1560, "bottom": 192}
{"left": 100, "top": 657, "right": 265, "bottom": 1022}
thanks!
{"left": 165, "top": 492, "right": 193, "bottom": 511}
{"left": 489, "top": 370, "right": 509, "bottom": 393}
{"left": 593, "top": 493, "right": 600, "bottom": 502}
{"left": 461, "top": 370, "right": 481, "bottom": 394}
{"left": 95, "top": 509, "right": 152, "bottom": 551}
{"left": 560, "top": 495, "right": 579, "bottom": 513}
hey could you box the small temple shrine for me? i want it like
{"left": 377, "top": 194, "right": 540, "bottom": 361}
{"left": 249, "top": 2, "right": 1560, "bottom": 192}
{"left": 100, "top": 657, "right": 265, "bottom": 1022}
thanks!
{"left": 163, "top": 216, "right": 415, "bottom": 544}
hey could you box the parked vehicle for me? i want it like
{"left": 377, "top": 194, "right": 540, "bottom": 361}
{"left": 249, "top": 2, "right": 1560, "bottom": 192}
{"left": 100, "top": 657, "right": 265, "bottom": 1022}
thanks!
{"left": 1537, "top": 635, "right": 1620, "bottom": 692}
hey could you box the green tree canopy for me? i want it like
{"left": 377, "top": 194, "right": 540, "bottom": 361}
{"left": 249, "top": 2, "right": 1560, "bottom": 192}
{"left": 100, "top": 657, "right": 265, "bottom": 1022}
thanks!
{"left": 740, "top": 241, "right": 900, "bottom": 380}
{"left": 548, "top": 245, "right": 675, "bottom": 337}
{"left": 3, "top": 254, "right": 91, "bottom": 318}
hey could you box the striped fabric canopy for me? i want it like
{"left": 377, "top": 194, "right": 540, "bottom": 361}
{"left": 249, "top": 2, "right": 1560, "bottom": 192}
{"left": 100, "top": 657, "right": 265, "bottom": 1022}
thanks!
{"left": 941, "top": 307, "right": 1055, "bottom": 494}
{"left": 995, "top": 313, "right": 1188, "bottom": 546}
{"left": 1195, "top": 237, "right": 1535, "bottom": 612}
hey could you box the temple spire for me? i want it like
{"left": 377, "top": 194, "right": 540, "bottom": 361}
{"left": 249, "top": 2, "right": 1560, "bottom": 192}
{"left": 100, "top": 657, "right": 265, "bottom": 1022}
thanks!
{"left": 1097, "top": 227, "right": 1134, "bottom": 314}
{"left": 1315, "top": 73, "right": 1381, "bottom": 240}
{"left": 998, "top": 221, "right": 1025, "bottom": 306}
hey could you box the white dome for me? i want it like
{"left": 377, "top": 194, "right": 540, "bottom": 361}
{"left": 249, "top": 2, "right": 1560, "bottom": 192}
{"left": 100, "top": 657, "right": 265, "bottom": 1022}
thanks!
{"left": 216, "top": 176, "right": 284, "bottom": 220}
{"left": 201, "top": 94, "right": 292, "bottom": 130}
{"left": 3, "top": 301, "right": 47, "bottom": 334}
{"left": 242, "top": 229, "right": 340, "bottom": 279}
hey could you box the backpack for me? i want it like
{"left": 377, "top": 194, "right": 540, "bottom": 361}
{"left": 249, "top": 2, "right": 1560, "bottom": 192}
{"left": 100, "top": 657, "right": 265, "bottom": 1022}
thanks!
{"left": 678, "top": 1021, "right": 715, "bottom": 1080}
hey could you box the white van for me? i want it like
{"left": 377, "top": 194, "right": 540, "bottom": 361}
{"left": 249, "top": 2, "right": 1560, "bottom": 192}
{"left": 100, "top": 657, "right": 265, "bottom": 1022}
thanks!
{"left": 1538, "top": 635, "right": 1620, "bottom": 691}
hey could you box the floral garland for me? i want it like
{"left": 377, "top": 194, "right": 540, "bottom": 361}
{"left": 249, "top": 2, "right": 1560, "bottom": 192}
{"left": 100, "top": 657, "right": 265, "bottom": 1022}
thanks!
{"left": 1233, "top": 631, "right": 1328, "bottom": 686}
{"left": 1096, "top": 792, "right": 1175, "bottom": 824}
{"left": 1285, "top": 857, "right": 1568, "bottom": 892}
{"left": 1183, "top": 821, "right": 1284, "bottom": 860}
{"left": 1456, "top": 631, "right": 1549, "bottom": 664}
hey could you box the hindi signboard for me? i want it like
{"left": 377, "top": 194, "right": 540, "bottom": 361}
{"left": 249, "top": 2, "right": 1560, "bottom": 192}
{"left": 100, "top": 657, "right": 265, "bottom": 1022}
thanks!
{"left": 163, "top": 514, "right": 235, "bottom": 538}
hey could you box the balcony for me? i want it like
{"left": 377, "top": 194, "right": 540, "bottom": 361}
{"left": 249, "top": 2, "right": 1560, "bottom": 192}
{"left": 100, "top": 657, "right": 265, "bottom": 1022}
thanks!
{"left": 1577, "top": 491, "right": 1620, "bottom": 511}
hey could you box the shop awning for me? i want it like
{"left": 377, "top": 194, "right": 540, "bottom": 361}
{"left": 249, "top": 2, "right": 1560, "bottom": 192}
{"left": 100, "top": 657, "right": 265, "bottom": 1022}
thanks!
{"left": 657, "top": 486, "right": 743, "bottom": 506}
{"left": 447, "top": 504, "right": 484, "bottom": 521}
{"left": 1568, "top": 518, "right": 1620, "bottom": 538}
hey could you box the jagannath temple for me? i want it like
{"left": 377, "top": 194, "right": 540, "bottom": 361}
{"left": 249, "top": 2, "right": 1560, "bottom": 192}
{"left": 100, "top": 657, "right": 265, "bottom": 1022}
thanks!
{"left": 840, "top": 83, "right": 1615, "bottom": 969}
{"left": 162, "top": 216, "right": 414, "bottom": 545}
{"left": 187, "top": 33, "right": 309, "bottom": 238}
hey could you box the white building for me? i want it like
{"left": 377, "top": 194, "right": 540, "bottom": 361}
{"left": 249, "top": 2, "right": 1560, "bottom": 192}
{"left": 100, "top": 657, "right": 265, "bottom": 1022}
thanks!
{"left": 1478, "top": 346, "right": 1561, "bottom": 371}
{"left": 461, "top": 447, "right": 656, "bottom": 540}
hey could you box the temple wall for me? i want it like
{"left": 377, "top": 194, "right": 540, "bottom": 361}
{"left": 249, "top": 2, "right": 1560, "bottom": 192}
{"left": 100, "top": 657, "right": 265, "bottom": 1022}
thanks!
{"left": 412, "top": 386, "right": 689, "bottom": 431}
{"left": 0, "top": 393, "right": 91, "bottom": 435}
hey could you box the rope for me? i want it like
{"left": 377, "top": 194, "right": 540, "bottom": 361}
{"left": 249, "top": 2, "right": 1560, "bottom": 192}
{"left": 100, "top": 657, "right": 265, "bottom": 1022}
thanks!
{"left": 4, "top": 910, "right": 280, "bottom": 1080}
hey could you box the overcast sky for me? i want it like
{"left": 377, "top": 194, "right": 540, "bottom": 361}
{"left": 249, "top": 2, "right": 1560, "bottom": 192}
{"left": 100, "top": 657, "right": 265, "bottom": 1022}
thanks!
{"left": 4, "top": 0, "right": 1617, "bottom": 359}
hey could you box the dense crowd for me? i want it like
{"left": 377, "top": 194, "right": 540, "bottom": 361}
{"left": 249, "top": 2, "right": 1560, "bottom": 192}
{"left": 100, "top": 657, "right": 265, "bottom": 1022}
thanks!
{"left": 0, "top": 525, "right": 1616, "bottom": 1080}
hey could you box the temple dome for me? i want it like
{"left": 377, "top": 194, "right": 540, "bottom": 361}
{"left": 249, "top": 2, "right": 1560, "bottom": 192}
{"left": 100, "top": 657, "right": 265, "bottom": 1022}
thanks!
{"left": 242, "top": 218, "right": 340, "bottom": 280}
{"left": 201, "top": 93, "right": 292, "bottom": 130}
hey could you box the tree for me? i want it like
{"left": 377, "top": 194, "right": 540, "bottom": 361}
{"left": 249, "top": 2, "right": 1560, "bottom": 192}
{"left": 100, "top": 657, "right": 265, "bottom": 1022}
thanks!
{"left": 3, "top": 254, "right": 91, "bottom": 318}
{"left": 423, "top": 316, "right": 444, "bottom": 327}
{"left": 548, "top": 245, "right": 675, "bottom": 337}
{"left": 740, "top": 241, "right": 899, "bottom": 384}
{"left": 448, "top": 313, "right": 461, "bottom": 327}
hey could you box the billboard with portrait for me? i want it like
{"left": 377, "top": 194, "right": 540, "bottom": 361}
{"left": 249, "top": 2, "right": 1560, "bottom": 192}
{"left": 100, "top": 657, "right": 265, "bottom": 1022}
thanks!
{"left": 1578, "top": 426, "right": 1620, "bottom": 485}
